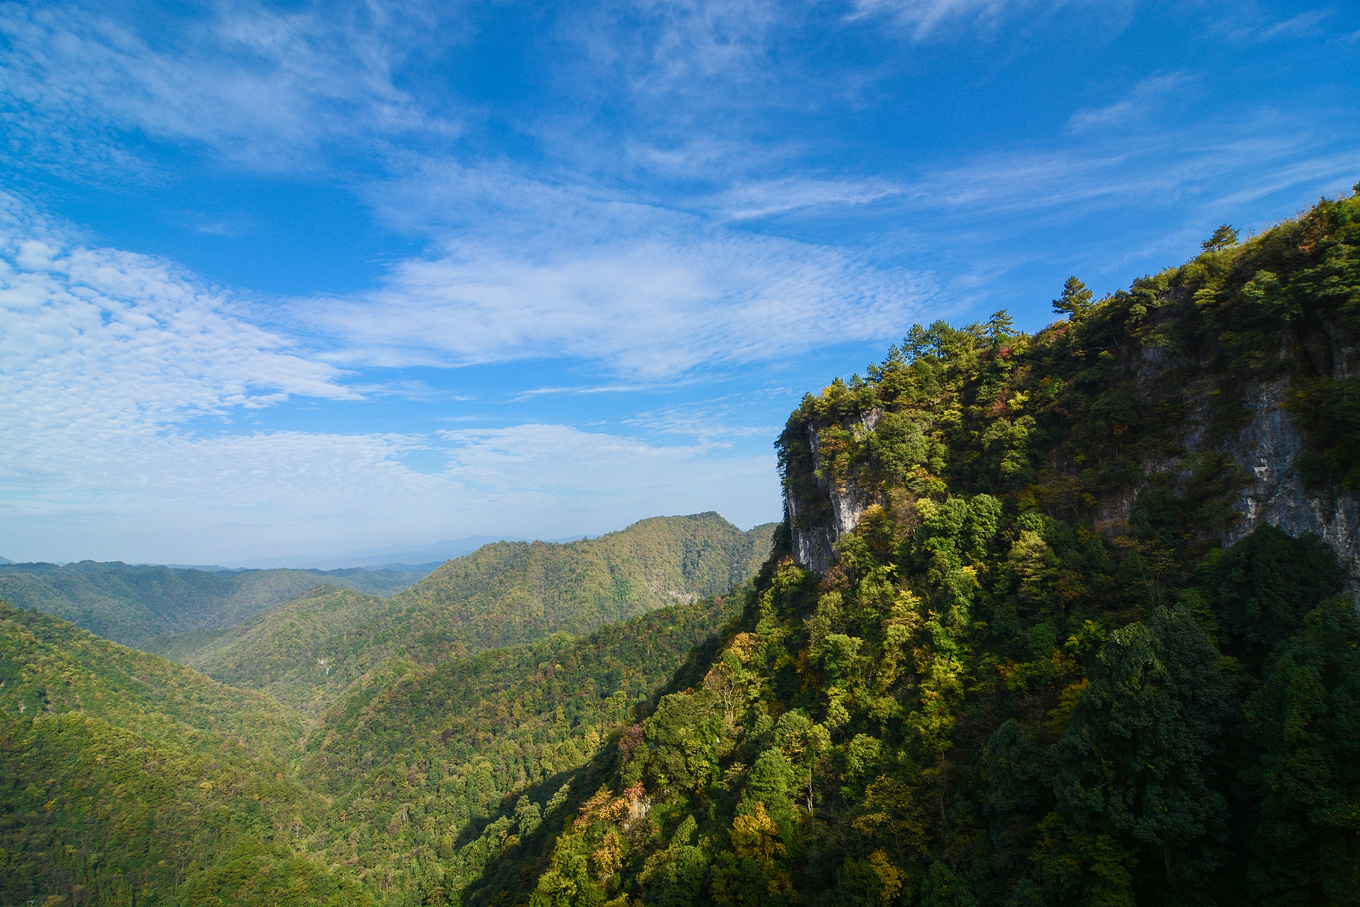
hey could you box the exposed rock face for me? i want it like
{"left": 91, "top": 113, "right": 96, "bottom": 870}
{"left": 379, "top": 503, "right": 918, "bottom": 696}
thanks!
{"left": 1219, "top": 378, "right": 1360, "bottom": 587}
{"left": 785, "top": 412, "right": 882, "bottom": 573}
{"left": 785, "top": 360, "right": 1360, "bottom": 586}
{"left": 785, "top": 490, "right": 837, "bottom": 574}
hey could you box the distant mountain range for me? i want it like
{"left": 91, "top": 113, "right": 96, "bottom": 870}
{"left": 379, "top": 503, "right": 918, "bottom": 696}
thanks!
{"left": 0, "top": 560, "right": 436, "bottom": 647}
{"left": 165, "top": 512, "right": 776, "bottom": 714}
{"left": 225, "top": 535, "right": 525, "bottom": 570}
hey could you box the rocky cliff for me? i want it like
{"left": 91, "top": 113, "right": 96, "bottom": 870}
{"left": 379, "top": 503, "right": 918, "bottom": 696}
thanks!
{"left": 783, "top": 410, "right": 882, "bottom": 572}
{"left": 779, "top": 189, "right": 1360, "bottom": 586}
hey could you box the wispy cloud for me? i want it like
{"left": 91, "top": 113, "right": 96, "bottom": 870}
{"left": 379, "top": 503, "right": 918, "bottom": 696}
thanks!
{"left": 1067, "top": 72, "right": 1193, "bottom": 132}
{"left": 900, "top": 120, "right": 1358, "bottom": 220}
{"left": 713, "top": 176, "right": 905, "bottom": 219}
{"left": 295, "top": 227, "right": 938, "bottom": 379}
{"left": 511, "top": 383, "right": 688, "bottom": 401}
{"left": 846, "top": 0, "right": 1124, "bottom": 39}
{"left": 1256, "top": 8, "right": 1334, "bottom": 42}
{"left": 848, "top": 0, "right": 1018, "bottom": 37}
{"left": 0, "top": 0, "right": 453, "bottom": 176}
{"left": 626, "top": 397, "right": 781, "bottom": 444}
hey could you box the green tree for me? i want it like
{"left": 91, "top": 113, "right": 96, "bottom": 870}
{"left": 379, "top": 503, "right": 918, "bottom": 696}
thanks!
{"left": 1206, "top": 525, "right": 1344, "bottom": 669}
{"left": 746, "top": 748, "right": 798, "bottom": 837}
{"left": 1202, "top": 224, "right": 1239, "bottom": 252}
{"left": 1052, "top": 277, "right": 1095, "bottom": 320}
{"left": 1054, "top": 607, "right": 1234, "bottom": 894}
{"left": 1245, "top": 595, "right": 1360, "bottom": 905}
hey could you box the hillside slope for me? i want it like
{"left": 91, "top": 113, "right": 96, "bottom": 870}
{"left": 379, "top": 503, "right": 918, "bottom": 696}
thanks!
{"left": 489, "top": 190, "right": 1360, "bottom": 906}
{"left": 297, "top": 593, "right": 744, "bottom": 905}
{"left": 0, "top": 601, "right": 354, "bottom": 906}
{"left": 187, "top": 513, "right": 774, "bottom": 712}
{"left": 179, "top": 585, "right": 394, "bottom": 714}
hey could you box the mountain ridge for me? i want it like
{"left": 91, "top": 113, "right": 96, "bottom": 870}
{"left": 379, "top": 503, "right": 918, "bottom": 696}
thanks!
{"left": 180, "top": 513, "right": 776, "bottom": 713}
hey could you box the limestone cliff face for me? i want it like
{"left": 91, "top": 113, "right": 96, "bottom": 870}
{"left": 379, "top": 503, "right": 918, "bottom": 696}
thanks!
{"left": 1218, "top": 378, "right": 1360, "bottom": 587}
{"left": 784, "top": 411, "right": 881, "bottom": 573}
{"left": 783, "top": 343, "right": 1360, "bottom": 586}
{"left": 1135, "top": 317, "right": 1360, "bottom": 587}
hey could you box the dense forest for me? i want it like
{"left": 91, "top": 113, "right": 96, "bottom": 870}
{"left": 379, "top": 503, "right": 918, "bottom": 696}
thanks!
{"left": 0, "top": 602, "right": 331, "bottom": 906}
{"left": 506, "top": 188, "right": 1360, "bottom": 905}
{"left": 0, "top": 514, "right": 773, "bottom": 904}
{"left": 1, "top": 189, "right": 1358, "bottom": 906}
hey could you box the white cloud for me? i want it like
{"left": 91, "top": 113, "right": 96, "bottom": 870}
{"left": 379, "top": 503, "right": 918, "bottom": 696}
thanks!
{"left": 437, "top": 423, "right": 773, "bottom": 509}
{"left": 296, "top": 228, "right": 937, "bottom": 379}
{"left": 848, "top": 0, "right": 1016, "bottom": 36}
{"left": 897, "top": 122, "right": 1359, "bottom": 220}
{"left": 0, "top": 0, "right": 451, "bottom": 175}
{"left": 0, "top": 193, "right": 782, "bottom": 563}
{"left": 299, "top": 158, "right": 941, "bottom": 379}
{"left": 625, "top": 396, "right": 782, "bottom": 444}
{"left": 713, "top": 176, "right": 904, "bottom": 219}
{"left": 1255, "top": 9, "right": 1334, "bottom": 42}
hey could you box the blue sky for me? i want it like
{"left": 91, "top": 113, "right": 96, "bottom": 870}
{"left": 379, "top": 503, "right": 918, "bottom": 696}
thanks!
{"left": 0, "top": 0, "right": 1356, "bottom": 565}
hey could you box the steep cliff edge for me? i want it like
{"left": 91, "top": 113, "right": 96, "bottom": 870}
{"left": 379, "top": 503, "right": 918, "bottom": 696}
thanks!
{"left": 780, "top": 188, "right": 1360, "bottom": 584}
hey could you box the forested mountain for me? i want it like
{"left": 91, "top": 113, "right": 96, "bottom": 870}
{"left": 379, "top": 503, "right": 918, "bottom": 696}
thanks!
{"left": 0, "top": 512, "right": 776, "bottom": 904}
{"left": 176, "top": 514, "right": 775, "bottom": 713}
{"left": 0, "top": 560, "right": 432, "bottom": 649}
{"left": 3, "top": 190, "right": 1359, "bottom": 907}
{"left": 293, "top": 593, "right": 744, "bottom": 904}
{"left": 0, "top": 589, "right": 745, "bottom": 906}
{"left": 493, "top": 190, "right": 1360, "bottom": 905}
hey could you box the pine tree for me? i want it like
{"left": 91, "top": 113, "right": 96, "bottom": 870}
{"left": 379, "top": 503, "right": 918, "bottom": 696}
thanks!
{"left": 1052, "top": 277, "right": 1094, "bottom": 320}
{"left": 1202, "top": 224, "right": 1239, "bottom": 252}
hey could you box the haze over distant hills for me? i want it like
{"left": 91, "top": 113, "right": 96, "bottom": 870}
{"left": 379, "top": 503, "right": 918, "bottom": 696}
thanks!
{"left": 0, "top": 560, "right": 434, "bottom": 648}
{"left": 224, "top": 535, "right": 527, "bottom": 571}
